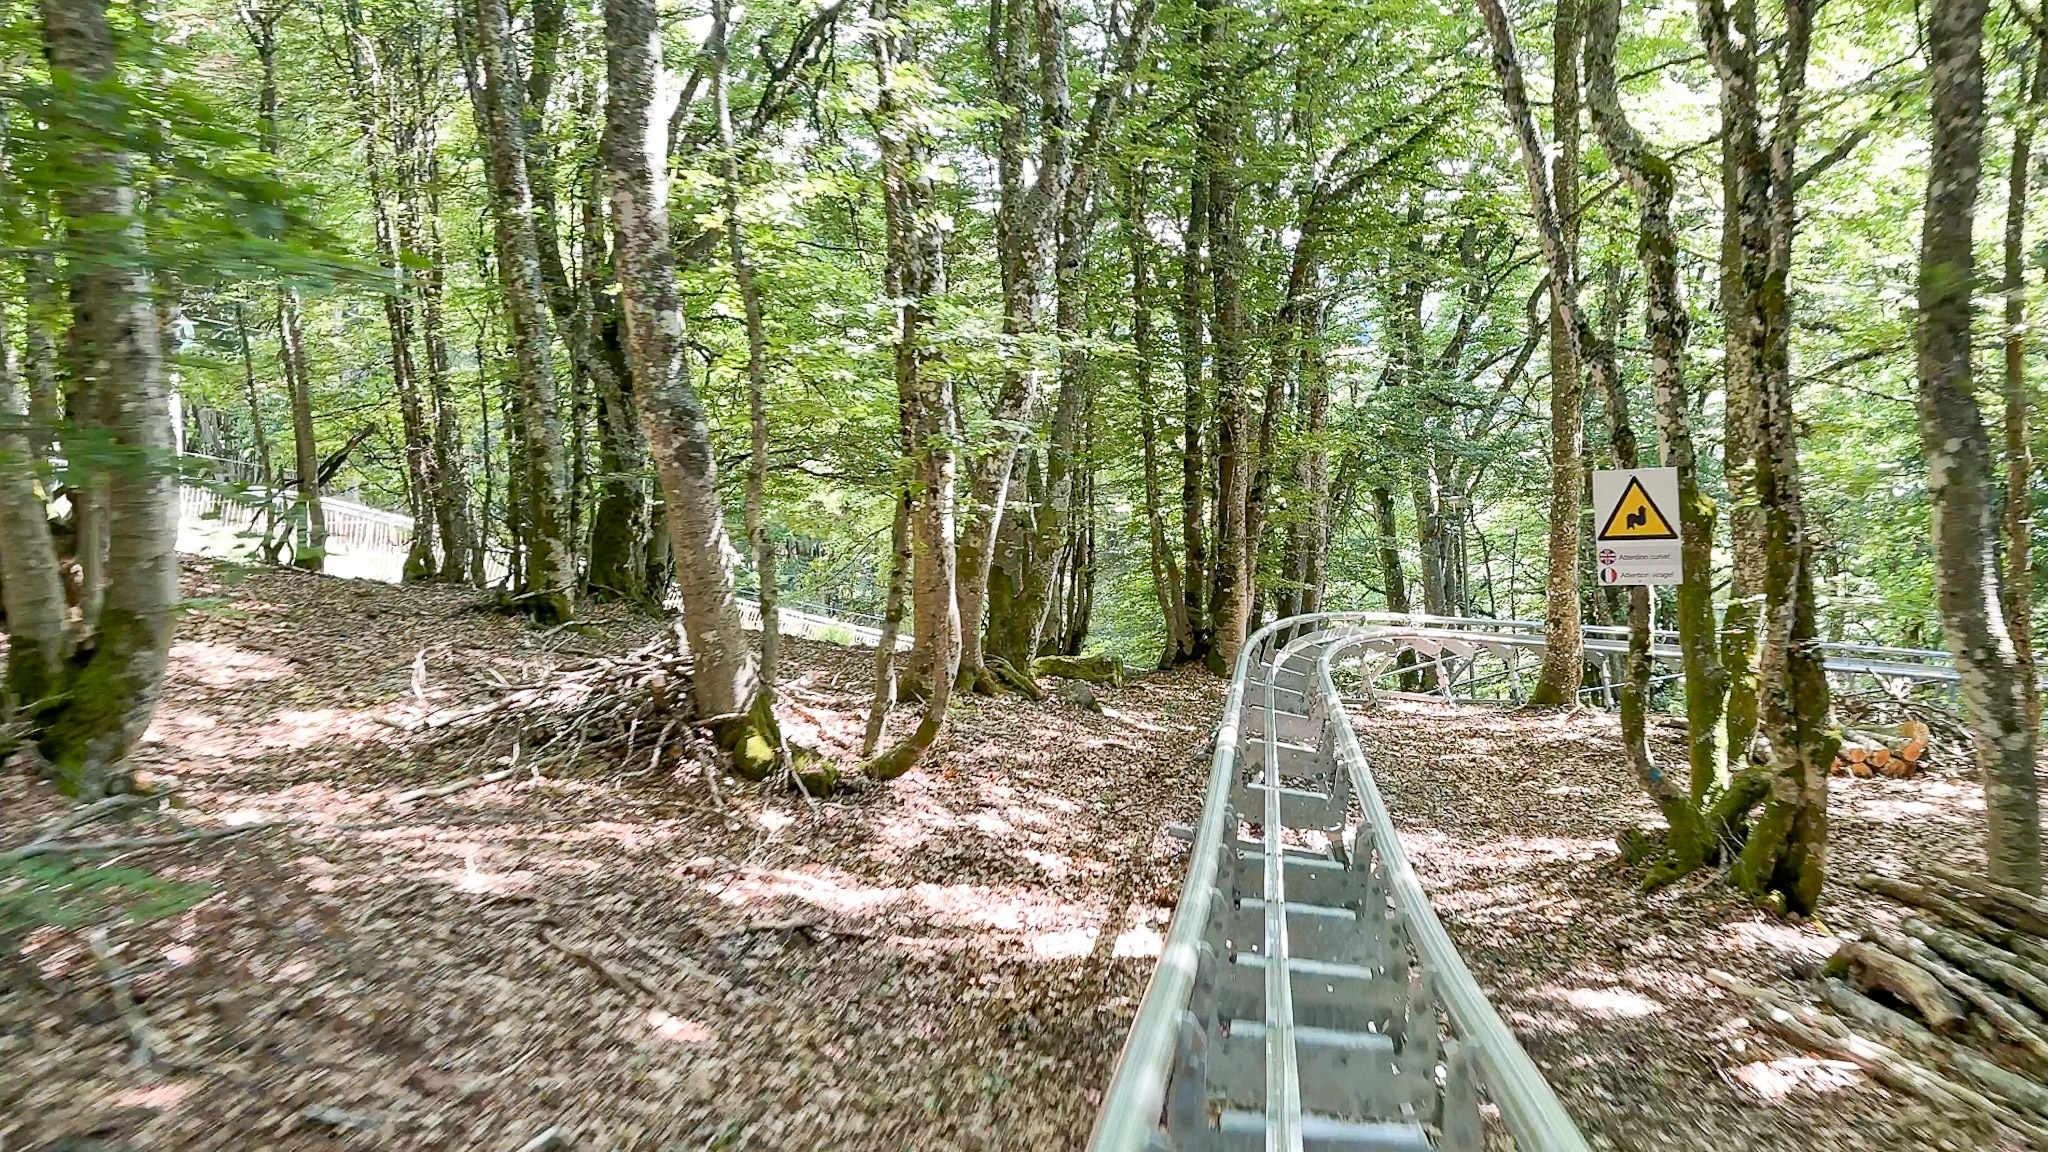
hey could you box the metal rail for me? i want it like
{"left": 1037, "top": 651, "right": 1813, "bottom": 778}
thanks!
{"left": 1089, "top": 610, "right": 1962, "bottom": 1152}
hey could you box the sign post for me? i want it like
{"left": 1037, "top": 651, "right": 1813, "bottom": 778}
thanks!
{"left": 1591, "top": 467, "right": 1683, "bottom": 586}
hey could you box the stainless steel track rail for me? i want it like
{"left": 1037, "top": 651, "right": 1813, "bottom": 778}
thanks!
{"left": 1090, "top": 611, "right": 1953, "bottom": 1152}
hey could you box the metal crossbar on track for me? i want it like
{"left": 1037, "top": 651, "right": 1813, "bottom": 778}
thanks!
{"left": 1090, "top": 611, "right": 1962, "bottom": 1152}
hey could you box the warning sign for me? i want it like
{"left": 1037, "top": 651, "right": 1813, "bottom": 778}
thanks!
{"left": 1592, "top": 468, "right": 1683, "bottom": 586}
{"left": 1598, "top": 476, "right": 1678, "bottom": 540}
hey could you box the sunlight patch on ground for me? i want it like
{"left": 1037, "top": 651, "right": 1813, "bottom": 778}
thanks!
{"left": 642, "top": 1009, "right": 715, "bottom": 1046}
{"left": 261, "top": 708, "right": 387, "bottom": 750}
{"left": 109, "top": 1083, "right": 197, "bottom": 1110}
{"left": 1725, "top": 1056, "right": 1865, "bottom": 1103}
{"left": 166, "top": 641, "right": 294, "bottom": 688}
{"left": 1542, "top": 984, "right": 1662, "bottom": 1019}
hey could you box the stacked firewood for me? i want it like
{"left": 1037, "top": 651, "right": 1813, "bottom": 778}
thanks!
{"left": 1714, "top": 866, "right": 2048, "bottom": 1143}
{"left": 1830, "top": 720, "right": 1932, "bottom": 778}
{"left": 1829, "top": 690, "right": 1975, "bottom": 779}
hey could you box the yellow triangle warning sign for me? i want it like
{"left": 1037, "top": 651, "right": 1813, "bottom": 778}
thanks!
{"left": 1599, "top": 476, "right": 1679, "bottom": 540}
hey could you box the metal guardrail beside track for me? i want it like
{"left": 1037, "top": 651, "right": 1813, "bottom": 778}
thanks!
{"left": 1088, "top": 612, "right": 1961, "bottom": 1152}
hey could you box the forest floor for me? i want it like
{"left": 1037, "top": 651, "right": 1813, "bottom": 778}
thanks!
{"left": 2, "top": 557, "right": 1217, "bottom": 1152}
{"left": 0, "top": 558, "right": 2027, "bottom": 1152}
{"left": 1356, "top": 700, "right": 2023, "bottom": 1152}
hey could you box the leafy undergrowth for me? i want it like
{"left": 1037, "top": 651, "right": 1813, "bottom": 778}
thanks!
{"left": 1354, "top": 700, "right": 2021, "bottom": 1152}
{"left": 1, "top": 557, "right": 1218, "bottom": 1152}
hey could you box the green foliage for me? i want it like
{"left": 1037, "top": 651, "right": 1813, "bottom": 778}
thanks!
{"left": 0, "top": 858, "right": 211, "bottom": 942}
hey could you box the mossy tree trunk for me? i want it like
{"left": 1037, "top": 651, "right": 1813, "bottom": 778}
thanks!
{"left": 865, "top": 0, "right": 958, "bottom": 780}
{"left": 1585, "top": 0, "right": 1716, "bottom": 883}
{"left": 1725, "top": 0, "right": 1834, "bottom": 916}
{"left": 22, "top": 0, "right": 180, "bottom": 799}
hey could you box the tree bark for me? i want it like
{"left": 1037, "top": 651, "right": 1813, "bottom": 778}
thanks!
{"left": 603, "top": 0, "right": 773, "bottom": 774}
{"left": 459, "top": 0, "right": 574, "bottom": 621}
{"left": 865, "top": 0, "right": 958, "bottom": 780}
{"left": 1478, "top": 0, "right": 1585, "bottom": 706}
{"left": 0, "top": 298, "right": 70, "bottom": 716}
{"left": 2003, "top": 38, "right": 2047, "bottom": 732}
{"left": 1703, "top": 0, "right": 1770, "bottom": 766}
{"left": 1203, "top": 0, "right": 1252, "bottom": 670}
{"left": 341, "top": 0, "right": 438, "bottom": 581}
{"left": 233, "top": 299, "right": 274, "bottom": 487}
{"left": 713, "top": 0, "right": 778, "bottom": 689}
{"left": 240, "top": 4, "right": 324, "bottom": 571}
{"left": 1729, "top": 0, "right": 1834, "bottom": 916}
{"left": 33, "top": 0, "right": 180, "bottom": 798}
{"left": 1916, "top": 0, "right": 2042, "bottom": 894}
{"left": 1178, "top": 167, "right": 1211, "bottom": 658}
{"left": 1128, "top": 171, "right": 1193, "bottom": 664}
{"left": 1585, "top": 0, "right": 1716, "bottom": 879}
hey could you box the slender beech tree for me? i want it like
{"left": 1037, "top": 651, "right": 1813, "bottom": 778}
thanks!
{"left": 2003, "top": 35, "right": 2046, "bottom": 731}
{"left": 603, "top": 0, "right": 778, "bottom": 775}
{"left": 7, "top": 0, "right": 180, "bottom": 798}
{"left": 239, "top": 0, "right": 324, "bottom": 571}
{"left": 1478, "top": 0, "right": 1586, "bottom": 706}
{"left": 457, "top": 0, "right": 574, "bottom": 620}
{"left": 712, "top": 0, "right": 778, "bottom": 688}
{"left": 1586, "top": 0, "right": 1715, "bottom": 879}
{"left": 1916, "top": 0, "right": 2042, "bottom": 893}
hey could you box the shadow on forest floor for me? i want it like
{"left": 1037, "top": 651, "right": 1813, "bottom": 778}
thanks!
{"left": 2, "top": 556, "right": 1219, "bottom": 1152}
{"left": 1355, "top": 699, "right": 2015, "bottom": 1152}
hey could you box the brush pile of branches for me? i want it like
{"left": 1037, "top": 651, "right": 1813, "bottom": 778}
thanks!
{"left": 1714, "top": 866, "right": 2048, "bottom": 1144}
{"left": 392, "top": 631, "right": 722, "bottom": 790}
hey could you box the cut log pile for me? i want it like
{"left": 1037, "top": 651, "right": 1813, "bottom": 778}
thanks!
{"left": 1830, "top": 720, "right": 1932, "bottom": 778}
{"left": 1716, "top": 867, "right": 2048, "bottom": 1144}
{"left": 1829, "top": 689, "right": 1974, "bottom": 779}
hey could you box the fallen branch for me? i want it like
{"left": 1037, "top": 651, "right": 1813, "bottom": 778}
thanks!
{"left": 89, "top": 926, "right": 169, "bottom": 1066}
{"left": 8, "top": 821, "right": 280, "bottom": 862}
{"left": 1832, "top": 939, "right": 1964, "bottom": 1032}
{"left": 1867, "top": 925, "right": 2048, "bottom": 1066}
{"left": 1856, "top": 873, "right": 2014, "bottom": 945}
{"left": 388, "top": 763, "right": 522, "bottom": 806}
{"left": 1929, "top": 863, "right": 2048, "bottom": 939}
{"left": 4, "top": 793, "right": 164, "bottom": 862}
{"left": 1906, "top": 917, "right": 2048, "bottom": 1017}
{"left": 1708, "top": 969, "right": 2048, "bottom": 1144}
{"left": 539, "top": 926, "right": 672, "bottom": 1005}
{"left": 1820, "top": 977, "right": 2048, "bottom": 1118}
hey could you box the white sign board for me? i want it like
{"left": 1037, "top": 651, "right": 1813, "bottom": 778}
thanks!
{"left": 1591, "top": 467, "right": 1683, "bottom": 586}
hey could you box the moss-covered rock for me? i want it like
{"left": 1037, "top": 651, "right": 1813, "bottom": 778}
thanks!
{"left": 1031, "top": 654, "right": 1125, "bottom": 687}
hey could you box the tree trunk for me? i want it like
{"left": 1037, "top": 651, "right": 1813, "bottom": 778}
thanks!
{"left": 713, "top": 0, "right": 778, "bottom": 688}
{"left": 413, "top": 149, "right": 476, "bottom": 582}
{"left": 1204, "top": 0, "right": 1253, "bottom": 670}
{"left": 602, "top": 0, "right": 774, "bottom": 775}
{"left": 33, "top": 0, "right": 180, "bottom": 798}
{"left": 233, "top": 299, "right": 274, "bottom": 487}
{"left": 1585, "top": 0, "right": 1716, "bottom": 880}
{"left": 1478, "top": 0, "right": 1585, "bottom": 705}
{"left": 460, "top": 0, "right": 574, "bottom": 621}
{"left": 0, "top": 299, "right": 70, "bottom": 716}
{"left": 1704, "top": 0, "right": 1771, "bottom": 767}
{"left": 2003, "top": 38, "right": 2046, "bottom": 732}
{"left": 1178, "top": 168, "right": 1211, "bottom": 658}
{"left": 865, "top": 0, "right": 958, "bottom": 780}
{"left": 241, "top": 7, "right": 324, "bottom": 571}
{"left": 1728, "top": 0, "right": 1834, "bottom": 916}
{"left": 341, "top": 0, "right": 438, "bottom": 581}
{"left": 1128, "top": 172, "right": 1193, "bottom": 664}
{"left": 864, "top": 491, "right": 913, "bottom": 757}
{"left": 1916, "top": 0, "right": 2042, "bottom": 894}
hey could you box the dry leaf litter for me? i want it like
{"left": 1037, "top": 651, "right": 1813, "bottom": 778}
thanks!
{"left": 1, "top": 558, "right": 2027, "bottom": 1152}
